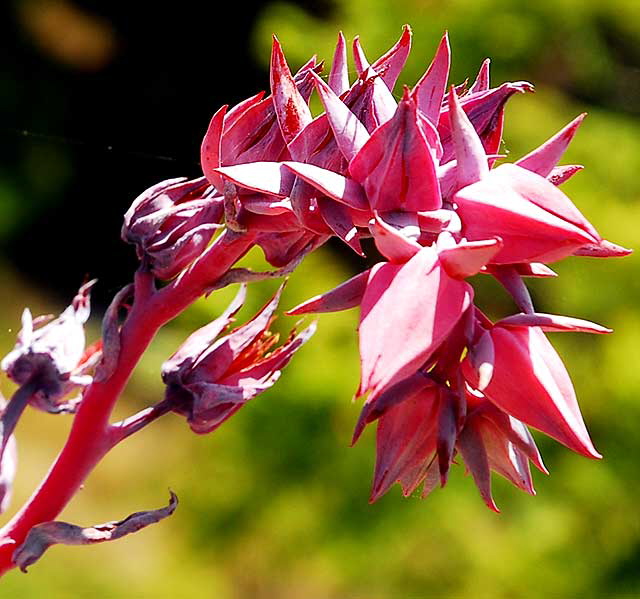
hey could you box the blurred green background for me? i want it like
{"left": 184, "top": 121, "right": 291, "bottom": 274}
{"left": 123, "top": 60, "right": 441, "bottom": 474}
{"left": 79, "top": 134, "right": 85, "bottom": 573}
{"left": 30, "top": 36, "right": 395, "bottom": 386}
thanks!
{"left": 1, "top": 0, "right": 639, "bottom": 597}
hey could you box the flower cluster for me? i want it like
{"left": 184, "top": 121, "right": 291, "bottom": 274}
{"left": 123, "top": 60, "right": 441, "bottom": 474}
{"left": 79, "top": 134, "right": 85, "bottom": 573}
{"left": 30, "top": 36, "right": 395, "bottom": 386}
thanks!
{"left": 0, "top": 24, "right": 630, "bottom": 578}
{"left": 194, "top": 26, "right": 628, "bottom": 509}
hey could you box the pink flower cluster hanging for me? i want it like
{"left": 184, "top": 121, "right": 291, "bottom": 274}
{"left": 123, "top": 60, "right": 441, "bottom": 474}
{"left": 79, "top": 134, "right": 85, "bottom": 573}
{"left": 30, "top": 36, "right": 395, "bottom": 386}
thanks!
{"left": 0, "top": 26, "right": 629, "bottom": 574}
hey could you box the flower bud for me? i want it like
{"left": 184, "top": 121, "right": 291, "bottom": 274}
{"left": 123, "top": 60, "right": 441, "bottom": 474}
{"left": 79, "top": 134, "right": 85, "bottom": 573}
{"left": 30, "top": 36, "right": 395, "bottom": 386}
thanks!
{"left": 122, "top": 177, "right": 224, "bottom": 280}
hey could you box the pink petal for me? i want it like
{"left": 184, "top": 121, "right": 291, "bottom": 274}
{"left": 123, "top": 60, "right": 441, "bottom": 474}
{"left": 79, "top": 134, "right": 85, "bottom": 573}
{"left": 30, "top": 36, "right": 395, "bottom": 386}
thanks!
{"left": 352, "top": 36, "right": 370, "bottom": 75}
{"left": 270, "top": 36, "right": 313, "bottom": 144}
{"left": 215, "top": 162, "right": 294, "bottom": 197}
{"left": 548, "top": 165, "right": 583, "bottom": 186}
{"left": 317, "top": 198, "right": 364, "bottom": 256}
{"left": 162, "top": 285, "right": 247, "bottom": 377}
{"left": 489, "top": 164, "right": 600, "bottom": 239}
{"left": 466, "top": 329, "right": 495, "bottom": 391}
{"left": 349, "top": 90, "right": 441, "bottom": 212}
{"left": 463, "top": 326, "right": 601, "bottom": 458}
{"left": 447, "top": 87, "right": 489, "bottom": 187}
{"left": 369, "top": 24, "right": 412, "bottom": 92}
{"left": 454, "top": 170, "right": 597, "bottom": 264}
{"left": 328, "top": 32, "right": 349, "bottom": 95}
{"left": 439, "top": 238, "right": 503, "bottom": 279}
{"left": 369, "top": 213, "right": 422, "bottom": 264}
{"left": 411, "top": 32, "right": 450, "bottom": 124}
{"left": 311, "top": 71, "right": 370, "bottom": 163}
{"left": 352, "top": 371, "right": 436, "bottom": 443}
{"left": 487, "top": 265, "right": 535, "bottom": 313}
{"left": 469, "top": 58, "right": 491, "bottom": 94}
{"left": 457, "top": 423, "right": 499, "bottom": 511}
{"left": 200, "top": 104, "right": 227, "bottom": 193}
{"left": 516, "top": 114, "right": 586, "bottom": 177}
{"left": 371, "top": 389, "right": 439, "bottom": 501}
{"left": 287, "top": 269, "right": 370, "bottom": 315}
{"left": 573, "top": 239, "right": 632, "bottom": 258}
{"left": 359, "top": 247, "right": 472, "bottom": 396}
{"left": 495, "top": 313, "right": 611, "bottom": 334}
{"left": 283, "top": 161, "right": 369, "bottom": 210}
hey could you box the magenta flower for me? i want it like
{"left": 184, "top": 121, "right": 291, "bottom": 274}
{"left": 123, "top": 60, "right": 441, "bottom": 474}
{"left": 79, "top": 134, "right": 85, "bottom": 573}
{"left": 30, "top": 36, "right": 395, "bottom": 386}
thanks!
{"left": 162, "top": 285, "right": 315, "bottom": 434}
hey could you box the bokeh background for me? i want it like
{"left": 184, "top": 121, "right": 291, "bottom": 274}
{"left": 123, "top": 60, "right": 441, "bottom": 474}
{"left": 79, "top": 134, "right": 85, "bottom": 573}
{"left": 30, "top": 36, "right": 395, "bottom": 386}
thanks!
{"left": 1, "top": 0, "right": 639, "bottom": 597}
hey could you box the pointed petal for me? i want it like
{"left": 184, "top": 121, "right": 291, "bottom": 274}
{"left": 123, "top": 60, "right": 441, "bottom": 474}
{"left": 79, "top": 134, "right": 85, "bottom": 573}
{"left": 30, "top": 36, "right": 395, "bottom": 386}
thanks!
{"left": 469, "top": 59, "right": 491, "bottom": 94}
{"left": 352, "top": 36, "right": 370, "bottom": 75}
{"left": 467, "top": 329, "right": 495, "bottom": 391}
{"left": 573, "top": 239, "right": 633, "bottom": 257}
{"left": 516, "top": 114, "right": 586, "bottom": 177}
{"left": 548, "top": 165, "right": 583, "bottom": 186}
{"left": 359, "top": 247, "right": 472, "bottom": 396}
{"left": 447, "top": 87, "right": 489, "bottom": 187}
{"left": 162, "top": 285, "right": 247, "bottom": 377}
{"left": 457, "top": 424, "right": 499, "bottom": 511}
{"left": 352, "top": 371, "right": 435, "bottom": 443}
{"left": 215, "top": 162, "right": 294, "bottom": 197}
{"left": 270, "top": 36, "right": 313, "bottom": 144}
{"left": 369, "top": 213, "right": 422, "bottom": 264}
{"left": 412, "top": 32, "right": 450, "bottom": 124}
{"left": 488, "top": 265, "right": 535, "bottom": 313}
{"left": 370, "top": 25, "right": 412, "bottom": 91}
{"left": 317, "top": 198, "right": 364, "bottom": 256}
{"left": 200, "top": 104, "right": 227, "bottom": 193}
{"left": 491, "top": 164, "right": 600, "bottom": 239}
{"left": 463, "top": 326, "right": 601, "bottom": 458}
{"left": 287, "top": 270, "right": 370, "bottom": 315}
{"left": 192, "top": 285, "right": 285, "bottom": 380}
{"left": 328, "top": 32, "right": 349, "bottom": 95}
{"left": 495, "top": 313, "right": 611, "bottom": 334}
{"left": 349, "top": 90, "right": 441, "bottom": 212}
{"left": 371, "top": 390, "right": 439, "bottom": 501}
{"left": 283, "top": 161, "right": 369, "bottom": 210}
{"left": 454, "top": 169, "right": 597, "bottom": 264}
{"left": 311, "top": 71, "right": 370, "bottom": 162}
{"left": 439, "top": 238, "right": 503, "bottom": 279}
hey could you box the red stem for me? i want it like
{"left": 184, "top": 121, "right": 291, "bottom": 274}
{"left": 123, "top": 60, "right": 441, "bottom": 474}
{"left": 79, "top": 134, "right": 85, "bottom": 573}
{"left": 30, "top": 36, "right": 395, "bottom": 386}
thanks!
{"left": 0, "top": 230, "right": 256, "bottom": 575}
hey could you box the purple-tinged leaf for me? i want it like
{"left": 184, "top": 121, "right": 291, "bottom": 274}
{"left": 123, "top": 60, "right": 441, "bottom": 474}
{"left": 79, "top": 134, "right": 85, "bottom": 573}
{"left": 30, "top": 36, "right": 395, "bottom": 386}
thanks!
{"left": 488, "top": 265, "right": 535, "bottom": 314}
{"left": 457, "top": 424, "right": 499, "bottom": 511}
{"left": 352, "top": 36, "right": 369, "bottom": 75}
{"left": 317, "top": 198, "right": 364, "bottom": 256}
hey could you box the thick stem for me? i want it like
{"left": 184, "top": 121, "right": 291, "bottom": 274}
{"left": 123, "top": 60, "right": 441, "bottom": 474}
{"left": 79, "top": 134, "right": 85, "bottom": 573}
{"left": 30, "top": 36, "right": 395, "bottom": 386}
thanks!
{"left": 0, "top": 230, "right": 256, "bottom": 575}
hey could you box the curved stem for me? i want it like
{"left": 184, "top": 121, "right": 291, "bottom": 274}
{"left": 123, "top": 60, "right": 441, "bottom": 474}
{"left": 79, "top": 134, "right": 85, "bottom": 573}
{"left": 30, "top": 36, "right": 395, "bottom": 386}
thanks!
{"left": 0, "top": 230, "right": 256, "bottom": 575}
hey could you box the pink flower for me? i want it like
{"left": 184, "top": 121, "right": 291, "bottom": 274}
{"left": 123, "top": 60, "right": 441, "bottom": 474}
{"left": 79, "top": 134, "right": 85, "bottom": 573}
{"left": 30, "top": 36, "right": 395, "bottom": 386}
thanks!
{"left": 162, "top": 285, "right": 315, "bottom": 434}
